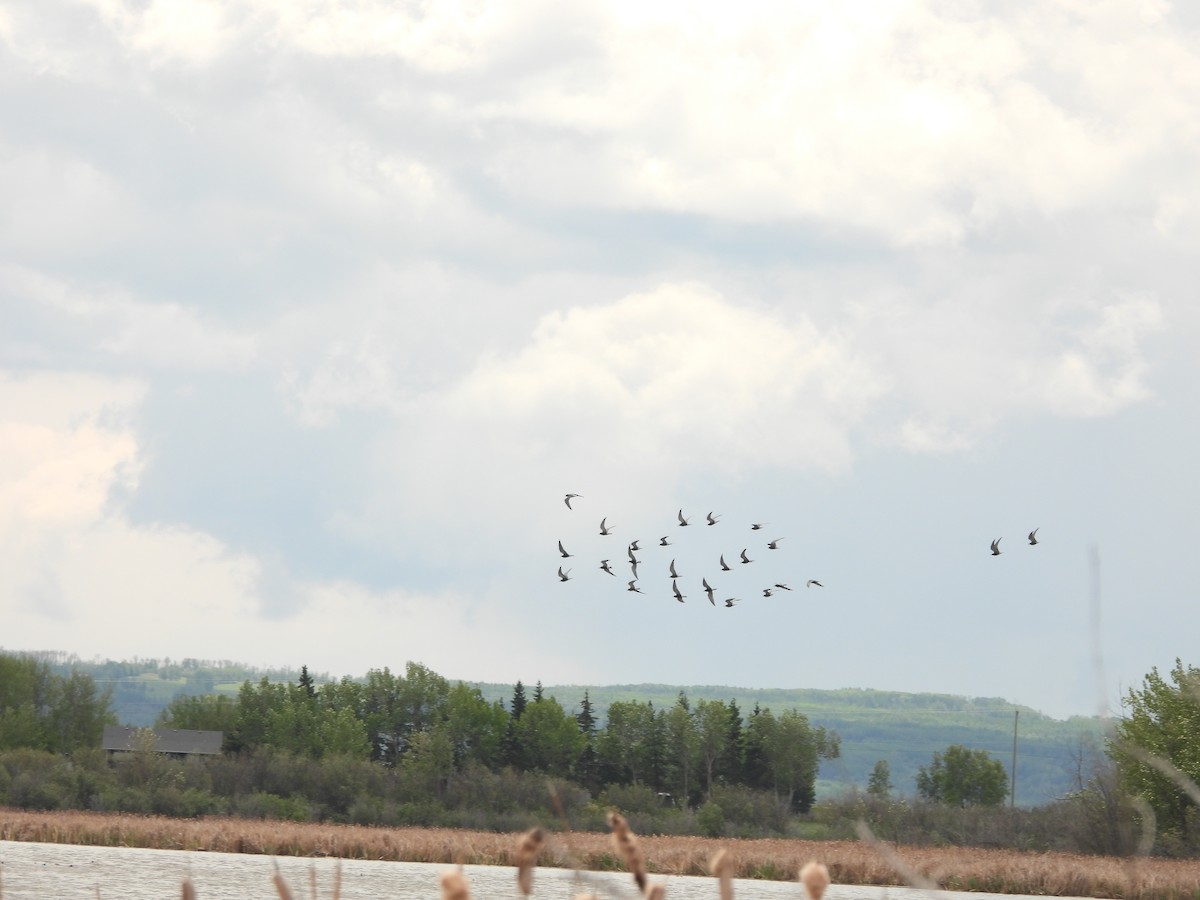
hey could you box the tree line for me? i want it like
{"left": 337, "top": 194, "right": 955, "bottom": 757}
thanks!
{"left": 156, "top": 662, "right": 839, "bottom": 812}
{"left": 6, "top": 651, "right": 1200, "bottom": 855}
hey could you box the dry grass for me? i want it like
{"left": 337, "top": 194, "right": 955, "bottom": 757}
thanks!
{"left": 3, "top": 808, "right": 1200, "bottom": 899}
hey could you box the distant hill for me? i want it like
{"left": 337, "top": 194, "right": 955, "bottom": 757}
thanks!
{"left": 17, "top": 650, "right": 1106, "bottom": 807}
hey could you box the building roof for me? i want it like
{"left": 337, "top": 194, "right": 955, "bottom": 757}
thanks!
{"left": 102, "top": 725, "right": 224, "bottom": 755}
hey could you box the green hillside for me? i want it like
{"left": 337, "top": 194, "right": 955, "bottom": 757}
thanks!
{"left": 24, "top": 651, "right": 1106, "bottom": 807}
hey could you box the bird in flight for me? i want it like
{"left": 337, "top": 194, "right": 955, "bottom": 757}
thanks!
{"left": 627, "top": 545, "right": 639, "bottom": 563}
{"left": 672, "top": 581, "right": 686, "bottom": 603}
{"left": 1028, "top": 528, "right": 1039, "bottom": 546}
{"left": 629, "top": 558, "right": 640, "bottom": 579}
{"left": 600, "top": 560, "right": 615, "bottom": 576}
{"left": 806, "top": 579, "right": 823, "bottom": 588}
{"left": 558, "top": 540, "right": 573, "bottom": 558}
{"left": 558, "top": 567, "right": 572, "bottom": 582}
{"left": 774, "top": 583, "right": 792, "bottom": 591}
{"left": 627, "top": 580, "right": 643, "bottom": 593}
{"left": 751, "top": 523, "right": 768, "bottom": 530}
{"left": 677, "top": 509, "right": 691, "bottom": 526}
{"left": 659, "top": 536, "right": 671, "bottom": 546}
{"left": 719, "top": 554, "right": 732, "bottom": 572}
{"left": 706, "top": 512, "right": 720, "bottom": 526}
{"left": 564, "top": 494, "right": 582, "bottom": 509}
{"left": 740, "top": 549, "right": 753, "bottom": 564}
{"left": 702, "top": 577, "right": 716, "bottom": 605}
{"left": 762, "top": 588, "right": 774, "bottom": 597}
{"left": 990, "top": 538, "right": 1002, "bottom": 556}
{"left": 767, "top": 538, "right": 784, "bottom": 550}
{"left": 628, "top": 540, "right": 642, "bottom": 552}
{"left": 669, "top": 558, "right": 680, "bottom": 578}
{"left": 724, "top": 598, "right": 740, "bottom": 608}
{"left": 599, "top": 517, "right": 613, "bottom": 535}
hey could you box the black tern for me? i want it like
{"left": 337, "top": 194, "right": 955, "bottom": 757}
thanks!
{"left": 659, "top": 536, "right": 671, "bottom": 546}
{"left": 627, "top": 580, "right": 643, "bottom": 593}
{"left": 719, "top": 554, "right": 732, "bottom": 572}
{"left": 1028, "top": 529, "right": 1039, "bottom": 545}
{"left": 557, "top": 567, "right": 571, "bottom": 582}
{"left": 564, "top": 494, "right": 582, "bottom": 509}
{"left": 558, "top": 541, "right": 573, "bottom": 558}
{"left": 740, "top": 549, "right": 752, "bottom": 564}
{"left": 677, "top": 509, "right": 691, "bottom": 526}
{"left": 672, "top": 581, "right": 685, "bottom": 603}
{"left": 706, "top": 512, "right": 720, "bottom": 525}
{"left": 724, "top": 598, "right": 740, "bottom": 608}
{"left": 669, "top": 558, "right": 680, "bottom": 578}
{"left": 702, "top": 577, "right": 715, "bottom": 605}
{"left": 751, "top": 523, "right": 768, "bottom": 530}
{"left": 990, "top": 538, "right": 1002, "bottom": 556}
{"left": 767, "top": 538, "right": 784, "bottom": 549}
{"left": 806, "top": 579, "right": 823, "bottom": 588}
{"left": 774, "top": 583, "right": 792, "bottom": 591}
{"left": 599, "top": 517, "right": 613, "bottom": 535}
{"left": 763, "top": 588, "right": 774, "bottom": 597}
{"left": 600, "top": 560, "right": 615, "bottom": 575}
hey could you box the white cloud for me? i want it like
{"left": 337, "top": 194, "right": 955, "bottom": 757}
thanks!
{"left": 3, "top": 265, "right": 258, "bottom": 371}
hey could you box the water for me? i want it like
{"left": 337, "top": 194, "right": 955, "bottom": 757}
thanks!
{"left": 0, "top": 841, "right": 1079, "bottom": 900}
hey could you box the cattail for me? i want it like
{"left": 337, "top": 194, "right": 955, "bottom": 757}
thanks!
{"left": 607, "top": 810, "right": 648, "bottom": 891}
{"left": 272, "top": 870, "right": 295, "bottom": 900}
{"left": 181, "top": 877, "right": 197, "bottom": 900}
{"left": 799, "top": 861, "right": 830, "bottom": 900}
{"left": 710, "top": 849, "right": 734, "bottom": 900}
{"left": 440, "top": 869, "right": 471, "bottom": 900}
{"left": 515, "top": 826, "right": 545, "bottom": 896}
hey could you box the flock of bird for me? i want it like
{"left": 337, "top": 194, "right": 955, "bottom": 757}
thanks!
{"left": 557, "top": 494, "right": 1041, "bottom": 607}
{"left": 555, "top": 493, "right": 822, "bottom": 608}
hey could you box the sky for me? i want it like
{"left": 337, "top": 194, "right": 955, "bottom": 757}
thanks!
{"left": 2, "top": 0, "right": 1198, "bottom": 721}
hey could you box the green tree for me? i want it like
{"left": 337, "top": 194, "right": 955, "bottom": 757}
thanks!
{"left": 443, "top": 682, "right": 506, "bottom": 769}
{"left": 665, "top": 693, "right": 699, "bottom": 805}
{"left": 156, "top": 693, "right": 239, "bottom": 735}
{"left": 574, "top": 691, "right": 600, "bottom": 791}
{"left": 598, "top": 700, "right": 660, "bottom": 786}
{"left": 916, "top": 744, "right": 1008, "bottom": 808}
{"left": 763, "top": 708, "right": 838, "bottom": 813}
{"left": 693, "top": 699, "right": 731, "bottom": 798}
{"left": 515, "top": 696, "right": 586, "bottom": 777}
{"left": 298, "top": 665, "right": 317, "bottom": 699}
{"left": 867, "top": 759, "right": 893, "bottom": 797}
{"left": 0, "top": 656, "right": 114, "bottom": 753}
{"left": 740, "top": 704, "right": 771, "bottom": 792}
{"left": 1109, "top": 658, "right": 1200, "bottom": 839}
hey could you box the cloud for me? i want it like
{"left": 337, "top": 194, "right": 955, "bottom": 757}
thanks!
{"left": 10, "top": 2, "right": 1199, "bottom": 251}
{"left": 1, "top": 265, "right": 258, "bottom": 371}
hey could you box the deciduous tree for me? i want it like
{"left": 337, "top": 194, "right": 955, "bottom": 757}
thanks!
{"left": 916, "top": 744, "right": 1007, "bottom": 808}
{"left": 1109, "top": 658, "right": 1200, "bottom": 839}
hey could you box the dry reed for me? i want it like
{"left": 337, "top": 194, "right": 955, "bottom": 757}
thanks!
{"left": 605, "top": 810, "right": 648, "bottom": 892}
{"left": 710, "top": 849, "right": 734, "bottom": 900}
{"left": 439, "top": 868, "right": 471, "bottom": 900}
{"left": 4, "top": 808, "right": 1200, "bottom": 899}
{"left": 516, "top": 826, "right": 545, "bottom": 896}
{"left": 798, "top": 861, "right": 829, "bottom": 900}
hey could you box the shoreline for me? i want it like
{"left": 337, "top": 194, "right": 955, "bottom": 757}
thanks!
{"left": 2, "top": 809, "right": 1199, "bottom": 899}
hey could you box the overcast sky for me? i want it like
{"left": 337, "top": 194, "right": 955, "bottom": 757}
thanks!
{"left": 3, "top": 1, "right": 1198, "bottom": 720}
